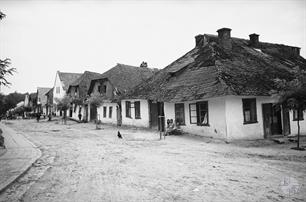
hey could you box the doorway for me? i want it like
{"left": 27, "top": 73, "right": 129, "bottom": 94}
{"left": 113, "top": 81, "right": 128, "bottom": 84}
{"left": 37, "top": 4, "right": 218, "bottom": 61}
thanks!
{"left": 90, "top": 104, "right": 97, "bottom": 121}
{"left": 117, "top": 104, "right": 122, "bottom": 126}
{"left": 262, "top": 103, "right": 283, "bottom": 138}
{"left": 149, "top": 101, "right": 165, "bottom": 131}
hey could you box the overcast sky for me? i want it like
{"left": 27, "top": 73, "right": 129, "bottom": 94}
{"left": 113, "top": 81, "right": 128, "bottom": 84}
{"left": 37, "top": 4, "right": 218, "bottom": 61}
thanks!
{"left": 0, "top": 0, "right": 305, "bottom": 95}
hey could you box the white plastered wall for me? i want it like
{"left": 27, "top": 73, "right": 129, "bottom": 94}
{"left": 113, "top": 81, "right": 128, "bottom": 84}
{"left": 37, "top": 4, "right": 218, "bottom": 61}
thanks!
{"left": 225, "top": 95, "right": 279, "bottom": 139}
{"left": 289, "top": 110, "right": 306, "bottom": 136}
{"left": 121, "top": 99, "right": 150, "bottom": 128}
{"left": 97, "top": 102, "right": 118, "bottom": 124}
{"left": 164, "top": 97, "right": 227, "bottom": 139}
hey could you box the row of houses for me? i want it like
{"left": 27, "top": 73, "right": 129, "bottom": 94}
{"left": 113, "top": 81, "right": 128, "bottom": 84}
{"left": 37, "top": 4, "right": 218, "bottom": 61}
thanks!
{"left": 26, "top": 28, "right": 306, "bottom": 140}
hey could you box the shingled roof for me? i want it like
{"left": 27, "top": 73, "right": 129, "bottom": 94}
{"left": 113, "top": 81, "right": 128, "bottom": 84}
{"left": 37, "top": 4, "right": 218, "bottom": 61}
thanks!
{"left": 68, "top": 71, "right": 102, "bottom": 98}
{"left": 125, "top": 29, "right": 306, "bottom": 102}
{"left": 58, "top": 71, "right": 82, "bottom": 91}
{"left": 88, "top": 63, "right": 158, "bottom": 94}
{"left": 37, "top": 87, "right": 52, "bottom": 105}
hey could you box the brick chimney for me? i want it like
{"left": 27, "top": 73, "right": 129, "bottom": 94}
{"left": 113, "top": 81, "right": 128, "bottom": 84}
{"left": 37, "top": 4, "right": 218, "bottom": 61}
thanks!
{"left": 195, "top": 34, "right": 204, "bottom": 47}
{"left": 249, "top": 33, "right": 259, "bottom": 47}
{"left": 217, "top": 28, "right": 232, "bottom": 50}
{"left": 140, "top": 61, "right": 148, "bottom": 68}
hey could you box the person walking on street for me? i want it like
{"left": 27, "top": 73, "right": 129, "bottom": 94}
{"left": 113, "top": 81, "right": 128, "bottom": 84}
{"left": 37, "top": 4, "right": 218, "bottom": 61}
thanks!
{"left": 78, "top": 113, "right": 82, "bottom": 122}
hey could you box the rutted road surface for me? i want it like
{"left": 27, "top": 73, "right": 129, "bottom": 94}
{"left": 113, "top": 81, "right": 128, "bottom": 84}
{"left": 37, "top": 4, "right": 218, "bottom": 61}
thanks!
{"left": 0, "top": 119, "right": 305, "bottom": 202}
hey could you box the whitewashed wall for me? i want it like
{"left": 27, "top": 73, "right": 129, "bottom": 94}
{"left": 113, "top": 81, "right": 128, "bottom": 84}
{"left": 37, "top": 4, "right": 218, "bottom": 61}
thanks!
{"left": 121, "top": 99, "right": 150, "bottom": 127}
{"left": 164, "top": 97, "right": 227, "bottom": 139}
{"left": 53, "top": 72, "right": 66, "bottom": 116}
{"left": 289, "top": 110, "right": 306, "bottom": 136}
{"left": 225, "top": 96, "right": 279, "bottom": 139}
{"left": 97, "top": 102, "right": 118, "bottom": 124}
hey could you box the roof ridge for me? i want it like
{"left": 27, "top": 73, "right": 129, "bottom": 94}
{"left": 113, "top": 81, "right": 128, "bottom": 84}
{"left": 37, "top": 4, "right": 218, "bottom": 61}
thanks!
{"left": 204, "top": 33, "right": 300, "bottom": 49}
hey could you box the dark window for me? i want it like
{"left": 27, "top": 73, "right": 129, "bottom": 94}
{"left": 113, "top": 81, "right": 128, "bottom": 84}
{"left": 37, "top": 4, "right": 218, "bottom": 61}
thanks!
{"left": 103, "top": 85, "right": 107, "bottom": 93}
{"left": 293, "top": 109, "right": 304, "bottom": 121}
{"left": 189, "top": 103, "right": 197, "bottom": 124}
{"left": 74, "top": 104, "right": 77, "bottom": 112}
{"left": 126, "top": 101, "right": 131, "bottom": 118}
{"left": 175, "top": 103, "right": 185, "bottom": 125}
{"left": 109, "top": 106, "right": 112, "bottom": 118}
{"left": 196, "top": 101, "right": 209, "bottom": 126}
{"left": 103, "top": 106, "right": 107, "bottom": 118}
{"left": 242, "top": 98, "right": 257, "bottom": 124}
{"left": 135, "top": 101, "right": 141, "bottom": 119}
{"left": 98, "top": 85, "right": 102, "bottom": 93}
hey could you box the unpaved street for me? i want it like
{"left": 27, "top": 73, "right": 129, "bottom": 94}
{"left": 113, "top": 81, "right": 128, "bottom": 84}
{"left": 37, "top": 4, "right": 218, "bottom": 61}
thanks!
{"left": 1, "top": 119, "right": 306, "bottom": 202}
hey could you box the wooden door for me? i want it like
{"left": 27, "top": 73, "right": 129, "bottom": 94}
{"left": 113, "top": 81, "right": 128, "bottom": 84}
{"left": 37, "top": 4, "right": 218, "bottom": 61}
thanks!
{"left": 84, "top": 105, "right": 88, "bottom": 122}
{"left": 262, "top": 103, "right": 282, "bottom": 138}
{"left": 116, "top": 104, "right": 122, "bottom": 126}
{"left": 149, "top": 101, "right": 158, "bottom": 129}
{"left": 90, "top": 104, "right": 97, "bottom": 121}
{"left": 271, "top": 105, "right": 282, "bottom": 135}
{"left": 282, "top": 107, "right": 290, "bottom": 135}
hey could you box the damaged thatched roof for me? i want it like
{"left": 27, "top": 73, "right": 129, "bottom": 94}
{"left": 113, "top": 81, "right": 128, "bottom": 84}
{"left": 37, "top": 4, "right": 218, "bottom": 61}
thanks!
{"left": 67, "top": 71, "right": 102, "bottom": 98}
{"left": 125, "top": 32, "right": 306, "bottom": 102}
{"left": 58, "top": 71, "right": 82, "bottom": 91}
{"left": 88, "top": 63, "right": 158, "bottom": 95}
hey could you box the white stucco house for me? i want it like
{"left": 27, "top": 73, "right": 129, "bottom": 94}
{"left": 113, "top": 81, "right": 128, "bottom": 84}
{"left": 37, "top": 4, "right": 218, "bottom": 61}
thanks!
{"left": 52, "top": 71, "right": 82, "bottom": 116}
{"left": 36, "top": 87, "right": 52, "bottom": 115}
{"left": 87, "top": 63, "right": 157, "bottom": 124}
{"left": 122, "top": 28, "right": 306, "bottom": 140}
{"left": 67, "top": 71, "right": 101, "bottom": 122}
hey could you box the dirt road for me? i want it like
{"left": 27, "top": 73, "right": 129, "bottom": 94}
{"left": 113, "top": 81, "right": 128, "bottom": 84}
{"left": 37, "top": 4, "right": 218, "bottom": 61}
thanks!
{"left": 0, "top": 119, "right": 305, "bottom": 202}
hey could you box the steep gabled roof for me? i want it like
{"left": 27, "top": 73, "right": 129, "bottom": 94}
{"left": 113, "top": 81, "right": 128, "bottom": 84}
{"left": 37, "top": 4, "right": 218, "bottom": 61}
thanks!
{"left": 68, "top": 71, "right": 102, "bottom": 98}
{"left": 45, "top": 87, "right": 54, "bottom": 96}
{"left": 88, "top": 63, "right": 158, "bottom": 94}
{"left": 37, "top": 87, "right": 51, "bottom": 105}
{"left": 58, "top": 71, "right": 82, "bottom": 91}
{"left": 125, "top": 33, "right": 306, "bottom": 102}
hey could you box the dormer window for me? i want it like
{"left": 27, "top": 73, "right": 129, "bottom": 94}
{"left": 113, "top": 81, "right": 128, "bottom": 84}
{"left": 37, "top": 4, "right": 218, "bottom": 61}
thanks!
{"left": 98, "top": 84, "right": 107, "bottom": 94}
{"left": 98, "top": 85, "right": 102, "bottom": 93}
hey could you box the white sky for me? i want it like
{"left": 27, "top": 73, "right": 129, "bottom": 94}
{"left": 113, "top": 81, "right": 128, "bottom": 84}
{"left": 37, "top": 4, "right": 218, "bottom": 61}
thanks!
{"left": 0, "top": 0, "right": 305, "bottom": 95}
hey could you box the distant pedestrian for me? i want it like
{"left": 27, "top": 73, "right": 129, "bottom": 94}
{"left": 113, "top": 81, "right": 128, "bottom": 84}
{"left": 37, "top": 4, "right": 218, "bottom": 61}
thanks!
{"left": 78, "top": 113, "right": 82, "bottom": 122}
{"left": 48, "top": 113, "right": 52, "bottom": 121}
{"left": 36, "top": 112, "right": 40, "bottom": 122}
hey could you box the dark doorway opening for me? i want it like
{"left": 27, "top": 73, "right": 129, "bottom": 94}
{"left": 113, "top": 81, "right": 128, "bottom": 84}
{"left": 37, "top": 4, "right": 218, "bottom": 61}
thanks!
{"left": 117, "top": 104, "right": 122, "bottom": 126}
{"left": 262, "top": 103, "right": 283, "bottom": 138}
{"left": 90, "top": 104, "right": 97, "bottom": 121}
{"left": 149, "top": 101, "right": 165, "bottom": 131}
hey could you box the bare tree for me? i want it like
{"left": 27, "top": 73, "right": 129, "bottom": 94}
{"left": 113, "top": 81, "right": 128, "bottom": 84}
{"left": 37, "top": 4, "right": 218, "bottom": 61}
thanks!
{"left": 0, "top": 11, "right": 16, "bottom": 87}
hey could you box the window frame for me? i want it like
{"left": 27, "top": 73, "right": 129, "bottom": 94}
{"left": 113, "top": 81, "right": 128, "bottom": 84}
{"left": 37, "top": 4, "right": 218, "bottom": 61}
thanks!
{"left": 98, "top": 85, "right": 102, "bottom": 93}
{"left": 175, "top": 103, "right": 185, "bottom": 125}
{"left": 293, "top": 109, "right": 304, "bottom": 121}
{"left": 134, "top": 101, "right": 141, "bottom": 119}
{"left": 109, "top": 106, "right": 112, "bottom": 118}
{"left": 126, "top": 101, "right": 131, "bottom": 118}
{"left": 103, "top": 106, "right": 107, "bottom": 118}
{"left": 189, "top": 103, "right": 197, "bottom": 124}
{"left": 102, "top": 85, "right": 107, "bottom": 93}
{"left": 196, "top": 101, "right": 209, "bottom": 126}
{"left": 242, "top": 98, "right": 258, "bottom": 124}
